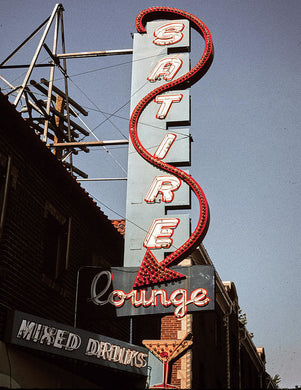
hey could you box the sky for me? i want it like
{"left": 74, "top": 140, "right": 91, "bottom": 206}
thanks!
{"left": 1, "top": 0, "right": 300, "bottom": 387}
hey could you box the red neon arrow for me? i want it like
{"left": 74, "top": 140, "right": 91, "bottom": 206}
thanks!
{"left": 133, "top": 249, "right": 186, "bottom": 289}
{"left": 130, "top": 7, "right": 213, "bottom": 290}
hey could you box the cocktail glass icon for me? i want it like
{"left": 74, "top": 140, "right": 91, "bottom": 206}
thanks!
{"left": 143, "top": 333, "right": 193, "bottom": 389}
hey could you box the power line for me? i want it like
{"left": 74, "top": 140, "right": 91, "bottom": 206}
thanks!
{"left": 55, "top": 53, "right": 161, "bottom": 79}
{"left": 67, "top": 76, "right": 128, "bottom": 174}
{"left": 91, "top": 194, "right": 181, "bottom": 253}
{"left": 68, "top": 75, "right": 128, "bottom": 139}
{"left": 1, "top": 46, "right": 192, "bottom": 177}
{"left": 91, "top": 80, "right": 150, "bottom": 134}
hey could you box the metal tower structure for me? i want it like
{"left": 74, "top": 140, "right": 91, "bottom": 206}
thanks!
{"left": 0, "top": 3, "right": 130, "bottom": 178}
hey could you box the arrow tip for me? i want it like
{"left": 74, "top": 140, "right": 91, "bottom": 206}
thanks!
{"left": 133, "top": 249, "right": 186, "bottom": 289}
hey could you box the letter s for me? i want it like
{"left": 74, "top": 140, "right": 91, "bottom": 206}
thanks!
{"left": 153, "top": 23, "right": 185, "bottom": 46}
{"left": 135, "top": 352, "right": 148, "bottom": 368}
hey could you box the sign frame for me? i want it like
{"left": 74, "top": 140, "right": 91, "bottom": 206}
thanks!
{"left": 5, "top": 310, "right": 149, "bottom": 376}
{"left": 76, "top": 265, "right": 215, "bottom": 320}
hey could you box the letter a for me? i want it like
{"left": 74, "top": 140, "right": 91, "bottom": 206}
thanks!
{"left": 148, "top": 57, "right": 183, "bottom": 82}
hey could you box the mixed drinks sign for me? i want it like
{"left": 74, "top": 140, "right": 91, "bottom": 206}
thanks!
{"left": 6, "top": 310, "right": 148, "bottom": 376}
{"left": 76, "top": 265, "right": 214, "bottom": 319}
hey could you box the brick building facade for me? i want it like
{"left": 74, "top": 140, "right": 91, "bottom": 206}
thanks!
{"left": 0, "top": 93, "right": 145, "bottom": 389}
{"left": 0, "top": 92, "right": 275, "bottom": 389}
{"left": 145, "top": 247, "right": 273, "bottom": 389}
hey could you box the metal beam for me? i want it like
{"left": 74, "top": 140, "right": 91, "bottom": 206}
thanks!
{"left": 63, "top": 161, "right": 87, "bottom": 178}
{"left": 40, "top": 78, "right": 88, "bottom": 116}
{"left": 0, "top": 64, "right": 54, "bottom": 69}
{"left": 47, "top": 140, "right": 129, "bottom": 147}
{"left": 77, "top": 178, "right": 127, "bottom": 181}
{"left": 0, "top": 75, "right": 44, "bottom": 115}
{"left": 39, "top": 100, "right": 89, "bottom": 136}
{"left": 0, "top": 17, "right": 50, "bottom": 66}
{"left": 30, "top": 80, "right": 79, "bottom": 118}
{"left": 43, "top": 9, "right": 60, "bottom": 141}
{"left": 13, "top": 3, "right": 63, "bottom": 106}
{"left": 56, "top": 49, "right": 133, "bottom": 59}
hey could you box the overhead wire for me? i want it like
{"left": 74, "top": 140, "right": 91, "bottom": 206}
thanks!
{"left": 66, "top": 59, "right": 193, "bottom": 251}
{"left": 66, "top": 72, "right": 190, "bottom": 155}
{"left": 83, "top": 105, "right": 191, "bottom": 150}
{"left": 64, "top": 75, "right": 190, "bottom": 251}
{"left": 55, "top": 53, "right": 161, "bottom": 79}
{"left": 1, "top": 43, "right": 193, "bottom": 255}
{"left": 2, "top": 50, "right": 191, "bottom": 176}
{"left": 2, "top": 42, "right": 190, "bottom": 164}
{"left": 0, "top": 50, "right": 129, "bottom": 173}
{"left": 66, "top": 76, "right": 128, "bottom": 174}
{"left": 90, "top": 194, "right": 181, "bottom": 253}
{"left": 1, "top": 57, "right": 191, "bottom": 189}
{"left": 69, "top": 78, "right": 190, "bottom": 252}
{"left": 68, "top": 75, "right": 129, "bottom": 139}
{"left": 2, "top": 49, "right": 190, "bottom": 138}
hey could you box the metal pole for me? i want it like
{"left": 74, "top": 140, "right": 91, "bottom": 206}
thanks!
{"left": 0, "top": 75, "right": 45, "bottom": 115}
{"left": 0, "top": 17, "right": 50, "bottom": 66}
{"left": 47, "top": 140, "right": 129, "bottom": 147}
{"left": 43, "top": 9, "right": 60, "bottom": 142}
{"left": 163, "top": 361, "right": 169, "bottom": 388}
{"left": 56, "top": 49, "right": 133, "bottom": 59}
{"left": 0, "top": 64, "right": 54, "bottom": 69}
{"left": 0, "top": 75, "right": 19, "bottom": 91}
{"left": 77, "top": 178, "right": 127, "bottom": 181}
{"left": 13, "top": 3, "right": 62, "bottom": 107}
{"left": 59, "top": 8, "right": 73, "bottom": 173}
{"left": 53, "top": 95, "right": 64, "bottom": 159}
{"left": 129, "top": 317, "right": 133, "bottom": 344}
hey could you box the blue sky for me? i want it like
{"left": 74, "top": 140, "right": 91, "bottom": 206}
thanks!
{"left": 1, "top": 0, "right": 300, "bottom": 387}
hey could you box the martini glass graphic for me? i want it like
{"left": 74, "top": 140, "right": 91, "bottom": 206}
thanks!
{"left": 143, "top": 333, "right": 193, "bottom": 389}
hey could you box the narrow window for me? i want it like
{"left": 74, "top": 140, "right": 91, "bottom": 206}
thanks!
{"left": 0, "top": 156, "right": 11, "bottom": 239}
{"left": 43, "top": 205, "right": 71, "bottom": 279}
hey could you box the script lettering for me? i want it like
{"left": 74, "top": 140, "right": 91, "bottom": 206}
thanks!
{"left": 153, "top": 23, "right": 185, "bottom": 46}
{"left": 89, "top": 271, "right": 210, "bottom": 318}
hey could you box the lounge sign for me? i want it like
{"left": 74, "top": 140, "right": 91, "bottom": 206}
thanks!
{"left": 124, "top": 7, "right": 214, "bottom": 289}
{"left": 6, "top": 311, "right": 148, "bottom": 376}
{"left": 76, "top": 265, "right": 214, "bottom": 319}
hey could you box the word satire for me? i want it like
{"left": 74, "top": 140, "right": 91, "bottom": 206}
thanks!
{"left": 90, "top": 270, "right": 210, "bottom": 318}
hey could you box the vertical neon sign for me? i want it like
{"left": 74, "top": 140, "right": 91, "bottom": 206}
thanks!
{"left": 124, "top": 8, "right": 213, "bottom": 289}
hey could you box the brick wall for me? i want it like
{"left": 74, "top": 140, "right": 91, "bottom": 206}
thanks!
{"left": 161, "top": 314, "right": 192, "bottom": 389}
{"left": 0, "top": 94, "right": 124, "bottom": 339}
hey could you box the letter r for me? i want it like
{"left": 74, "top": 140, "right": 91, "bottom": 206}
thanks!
{"left": 144, "top": 175, "right": 181, "bottom": 203}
